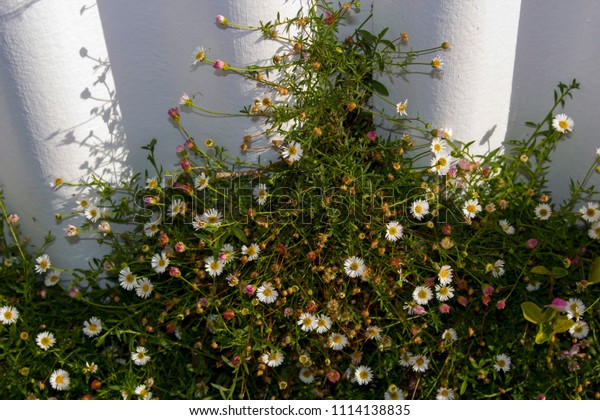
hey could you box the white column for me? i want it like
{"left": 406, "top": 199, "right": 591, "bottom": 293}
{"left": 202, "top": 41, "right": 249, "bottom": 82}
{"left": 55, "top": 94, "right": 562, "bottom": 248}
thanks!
{"left": 95, "top": 0, "right": 307, "bottom": 172}
{"left": 373, "top": 0, "right": 522, "bottom": 154}
{"left": 0, "top": 1, "right": 125, "bottom": 273}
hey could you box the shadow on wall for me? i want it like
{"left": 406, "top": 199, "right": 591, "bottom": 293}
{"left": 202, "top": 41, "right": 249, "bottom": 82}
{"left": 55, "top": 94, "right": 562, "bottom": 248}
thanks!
{"left": 44, "top": 46, "right": 130, "bottom": 183}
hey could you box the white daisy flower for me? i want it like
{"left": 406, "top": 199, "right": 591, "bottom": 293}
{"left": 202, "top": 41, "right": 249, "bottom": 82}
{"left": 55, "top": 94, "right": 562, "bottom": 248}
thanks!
{"left": 253, "top": 183, "right": 268, "bottom": 205}
{"left": 588, "top": 221, "right": 600, "bottom": 240}
{"left": 143, "top": 219, "right": 161, "bottom": 237}
{"left": 119, "top": 267, "right": 137, "bottom": 290}
{"left": 34, "top": 254, "right": 51, "bottom": 274}
{"left": 437, "top": 265, "right": 453, "bottom": 285}
{"left": 282, "top": 141, "right": 303, "bottom": 162}
{"left": 354, "top": 365, "right": 374, "bottom": 385}
{"left": 315, "top": 314, "right": 332, "bottom": 334}
{"left": 431, "top": 152, "right": 452, "bottom": 175}
{"left": 146, "top": 177, "right": 159, "bottom": 189}
{"left": 492, "top": 259, "right": 505, "bottom": 278}
{"left": 219, "top": 244, "right": 236, "bottom": 265}
{"left": 499, "top": 219, "right": 515, "bottom": 235}
{"left": 261, "top": 350, "right": 284, "bottom": 367}
{"left": 135, "top": 278, "right": 154, "bottom": 299}
{"left": 298, "top": 367, "right": 315, "bottom": 384}
{"left": 132, "top": 346, "right": 151, "bottom": 366}
{"left": 411, "top": 354, "right": 430, "bottom": 372}
{"left": 565, "top": 298, "right": 585, "bottom": 320}
{"left": 436, "top": 387, "right": 455, "bottom": 400}
{"left": 534, "top": 203, "right": 552, "bottom": 220}
{"left": 412, "top": 286, "right": 433, "bottom": 305}
{"left": 84, "top": 362, "right": 98, "bottom": 374}
{"left": 194, "top": 173, "right": 210, "bottom": 191}
{"left": 135, "top": 384, "right": 153, "bottom": 400}
{"left": 344, "top": 256, "right": 366, "bottom": 278}
{"left": 410, "top": 199, "right": 429, "bottom": 220}
{"left": 494, "top": 354, "right": 511, "bottom": 372}
{"left": 385, "top": 389, "right": 405, "bottom": 400}
{"left": 82, "top": 317, "right": 103, "bottom": 338}
{"left": 168, "top": 198, "right": 186, "bottom": 218}
{"left": 256, "top": 282, "right": 278, "bottom": 304}
{"left": 49, "top": 369, "right": 70, "bottom": 391}
{"left": 431, "top": 56, "right": 444, "bottom": 70}
{"left": 204, "top": 256, "right": 225, "bottom": 277}
{"left": 442, "top": 328, "right": 458, "bottom": 343}
{"left": 430, "top": 138, "right": 445, "bottom": 154}
{"left": 435, "top": 284, "right": 455, "bottom": 302}
{"left": 396, "top": 99, "right": 408, "bottom": 116}
{"left": 36, "top": 331, "right": 56, "bottom": 350}
{"left": 385, "top": 221, "right": 403, "bottom": 242}
{"left": 191, "top": 46, "right": 206, "bottom": 66}
{"left": 76, "top": 196, "right": 91, "bottom": 211}
{"left": 84, "top": 204, "right": 101, "bottom": 222}
{"left": 151, "top": 252, "right": 170, "bottom": 273}
{"left": 552, "top": 113, "right": 574, "bottom": 133}
{"left": 463, "top": 199, "right": 481, "bottom": 219}
{"left": 298, "top": 312, "right": 318, "bottom": 332}
{"left": 569, "top": 320, "right": 589, "bottom": 339}
{"left": 242, "top": 243, "right": 260, "bottom": 261}
{"left": 579, "top": 202, "right": 600, "bottom": 223}
{"left": 328, "top": 333, "right": 348, "bottom": 350}
{"left": 399, "top": 351, "right": 413, "bottom": 367}
{"left": 202, "top": 208, "right": 223, "bottom": 227}
{"left": 44, "top": 270, "right": 61, "bottom": 287}
{"left": 0, "top": 305, "right": 19, "bottom": 325}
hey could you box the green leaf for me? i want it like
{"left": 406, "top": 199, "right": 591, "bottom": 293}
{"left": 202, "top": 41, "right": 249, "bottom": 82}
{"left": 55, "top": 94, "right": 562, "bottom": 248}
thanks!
{"left": 372, "top": 80, "right": 389, "bottom": 97}
{"left": 551, "top": 267, "right": 569, "bottom": 278}
{"left": 535, "top": 323, "right": 554, "bottom": 344}
{"left": 460, "top": 379, "right": 468, "bottom": 395}
{"left": 587, "top": 256, "right": 600, "bottom": 285}
{"left": 531, "top": 266, "right": 552, "bottom": 276}
{"left": 521, "top": 302, "right": 544, "bottom": 325}
{"left": 552, "top": 316, "right": 575, "bottom": 334}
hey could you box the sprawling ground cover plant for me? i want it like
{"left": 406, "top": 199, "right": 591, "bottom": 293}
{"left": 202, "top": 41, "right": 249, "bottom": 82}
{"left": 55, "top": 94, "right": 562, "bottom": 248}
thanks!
{"left": 1, "top": 1, "right": 598, "bottom": 400}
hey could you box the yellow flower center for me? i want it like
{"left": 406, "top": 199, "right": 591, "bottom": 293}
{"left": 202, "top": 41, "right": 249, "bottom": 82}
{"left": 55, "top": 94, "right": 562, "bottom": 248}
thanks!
{"left": 55, "top": 376, "right": 64, "bottom": 385}
{"left": 89, "top": 324, "right": 98, "bottom": 332}
{"left": 437, "top": 157, "right": 447, "bottom": 166}
{"left": 388, "top": 227, "right": 397, "bottom": 236}
{"left": 263, "top": 288, "right": 273, "bottom": 297}
{"left": 359, "top": 370, "right": 369, "bottom": 380}
{"left": 586, "top": 208, "right": 596, "bottom": 217}
{"left": 41, "top": 337, "right": 51, "bottom": 346}
{"left": 418, "top": 290, "right": 428, "bottom": 299}
{"left": 466, "top": 204, "right": 477, "bottom": 213}
{"left": 4, "top": 312, "right": 12, "bottom": 320}
{"left": 350, "top": 262, "right": 359, "bottom": 271}
{"left": 415, "top": 205, "right": 423, "bottom": 214}
{"left": 332, "top": 335, "right": 342, "bottom": 344}
{"left": 288, "top": 146, "right": 297, "bottom": 155}
{"left": 210, "top": 261, "right": 220, "bottom": 271}
{"left": 559, "top": 120, "right": 569, "bottom": 130}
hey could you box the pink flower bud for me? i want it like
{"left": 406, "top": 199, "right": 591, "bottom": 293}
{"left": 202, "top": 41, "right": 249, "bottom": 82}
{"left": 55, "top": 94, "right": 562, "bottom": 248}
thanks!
{"left": 180, "top": 159, "right": 191, "bottom": 172}
{"left": 245, "top": 285, "right": 256, "bottom": 295}
{"left": 527, "top": 238, "right": 538, "bottom": 249}
{"left": 215, "top": 15, "right": 228, "bottom": 25}
{"left": 7, "top": 213, "right": 19, "bottom": 225}
{"left": 174, "top": 241, "right": 186, "bottom": 253}
{"left": 495, "top": 300, "right": 506, "bottom": 310}
{"left": 223, "top": 309, "right": 235, "bottom": 321}
{"left": 439, "top": 303, "right": 451, "bottom": 314}
{"left": 168, "top": 107, "right": 180, "bottom": 121}
{"left": 327, "top": 370, "right": 341, "bottom": 383}
{"left": 366, "top": 131, "right": 377, "bottom": 140}
{"left": 169, "top": 266, "right": 181, "bottom": 278}
{"left": 213, "top": 59, "right": 227, "bottom": 70}
{"left": 458, "top": 296, "right": 468, "bottom": 307}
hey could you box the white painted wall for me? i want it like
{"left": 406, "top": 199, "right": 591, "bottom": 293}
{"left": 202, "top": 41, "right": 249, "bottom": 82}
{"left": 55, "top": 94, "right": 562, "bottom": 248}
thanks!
{"left": 1, "top": 0, "right": 598, "bottom": 275}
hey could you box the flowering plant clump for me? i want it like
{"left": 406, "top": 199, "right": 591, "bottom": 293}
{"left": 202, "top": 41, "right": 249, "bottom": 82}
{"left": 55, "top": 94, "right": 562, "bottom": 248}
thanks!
{"left": 1, "top": 1, "right": 599, "bottom": 400}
